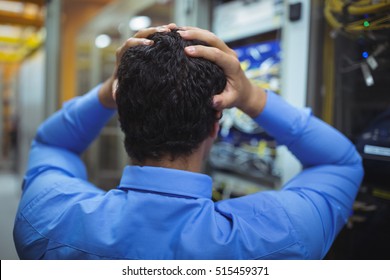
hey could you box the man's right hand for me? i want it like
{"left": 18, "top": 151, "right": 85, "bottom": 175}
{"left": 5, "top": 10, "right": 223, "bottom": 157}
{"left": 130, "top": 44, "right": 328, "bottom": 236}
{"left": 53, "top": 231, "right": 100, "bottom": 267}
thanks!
{"left": 178, "top": 27, "right": 267, "bottom": 118}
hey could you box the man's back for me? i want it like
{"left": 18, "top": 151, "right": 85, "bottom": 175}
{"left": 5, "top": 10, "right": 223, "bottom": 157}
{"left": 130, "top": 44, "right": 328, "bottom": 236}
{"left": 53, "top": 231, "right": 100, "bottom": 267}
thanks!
{"left": 16, "top": 165, "right": 297, "bottom": 259}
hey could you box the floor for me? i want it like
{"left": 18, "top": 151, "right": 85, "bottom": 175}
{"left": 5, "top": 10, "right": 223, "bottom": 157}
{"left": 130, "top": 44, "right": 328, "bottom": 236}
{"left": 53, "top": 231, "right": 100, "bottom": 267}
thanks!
{"left": 0, "top": 172, "right": 21, "bottom": 259}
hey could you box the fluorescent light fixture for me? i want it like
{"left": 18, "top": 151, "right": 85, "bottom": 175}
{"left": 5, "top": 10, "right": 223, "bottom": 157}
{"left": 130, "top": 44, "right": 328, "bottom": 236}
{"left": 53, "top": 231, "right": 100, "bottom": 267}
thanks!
{"left": 0, "top": 1, "right": 24, "bottom": 13}
{"left": 95, "top": 34, "right": 111, "bottom": 49}
{"left": 129, "top": 16, "right": 151, "bottom": 31}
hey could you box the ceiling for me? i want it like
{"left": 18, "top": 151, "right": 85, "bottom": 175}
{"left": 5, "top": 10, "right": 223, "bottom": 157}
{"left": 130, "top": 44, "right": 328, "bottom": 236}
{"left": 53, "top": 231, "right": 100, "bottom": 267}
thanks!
{"left": 0, "top": 0, "right": 45, "bottom": 63}
{"left": 0, "top": 0, "right": 174, "bottom": 64}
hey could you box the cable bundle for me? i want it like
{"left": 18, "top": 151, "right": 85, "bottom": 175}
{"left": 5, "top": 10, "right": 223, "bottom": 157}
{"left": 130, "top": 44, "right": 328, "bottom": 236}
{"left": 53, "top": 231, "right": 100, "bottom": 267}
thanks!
{"left": 325, "top": 0, "right": 390, "bottom": 33}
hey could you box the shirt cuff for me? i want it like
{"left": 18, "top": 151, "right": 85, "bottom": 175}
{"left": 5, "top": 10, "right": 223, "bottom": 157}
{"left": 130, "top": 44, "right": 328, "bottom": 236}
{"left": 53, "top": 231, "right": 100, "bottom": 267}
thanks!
{"left": 36, "top": 84, "right": 116, "bottom": 154}
{"left": 253, "top": 90, "right": 312, "bottom": 146}
{"left": 68, "top": 84, "right": 116, "bottom": 126}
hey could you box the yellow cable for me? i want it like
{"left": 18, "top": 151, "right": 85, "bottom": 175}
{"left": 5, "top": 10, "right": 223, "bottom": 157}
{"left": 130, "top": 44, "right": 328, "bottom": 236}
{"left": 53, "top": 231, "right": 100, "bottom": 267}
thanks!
{"left": 328, "top": 0, "right": 390, "bottom": 15}
{"left": 322, "top": 25, "right": 335, "bottom": 125}
{"left": 325, "top": 0, "right": 390, "bottom": 31}
{"left": 324, "top": 5, "right": 342, "bottom": 29}
{"left": 348, "top": 24, "right": 390, "bottom": 31}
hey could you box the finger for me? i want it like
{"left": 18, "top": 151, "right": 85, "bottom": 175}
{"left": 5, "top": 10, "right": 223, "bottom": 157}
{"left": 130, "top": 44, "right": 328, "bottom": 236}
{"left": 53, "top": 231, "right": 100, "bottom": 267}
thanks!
{"left": 167, "top": 23, "right": 178, "bottom": 29}
{"left": 212, "top": 82, "right": 239, "bottom": 111}
{"left": 133, "top": 25, "right": 171, "bottom": 38}
{"left": 116, "top": 37, "right": 153, "bottom": 65}
{"left": 178, "top": 29, "right": 236, "bottom": 57}
{"left": 179, "top": 26, "right": 203, "bottom": 31}
{"left": 121, "top": 37, "right": 154, "bottom": 49}
{"left": 185, "top": 45, "right": 239, "bottom": 76}
{"left": 212, "top": 94, "right": 225, "bottom": 111}
{"left": 118, "top": 24, "right": 174, "bottom": 59}
{"left": 178, "top": 29, "right": 222, "bottom": 48}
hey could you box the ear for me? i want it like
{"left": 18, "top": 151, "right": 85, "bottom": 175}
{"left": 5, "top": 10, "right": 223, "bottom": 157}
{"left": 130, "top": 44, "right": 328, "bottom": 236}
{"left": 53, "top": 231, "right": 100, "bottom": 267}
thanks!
{"left": 210, "top": 111, "right": 222, "bottom": 139}
{"left": 210, "top": 118, "right": 220, "bottom": 140}
{"left": 112, "top": 78, "right": 118, "bottom": 101}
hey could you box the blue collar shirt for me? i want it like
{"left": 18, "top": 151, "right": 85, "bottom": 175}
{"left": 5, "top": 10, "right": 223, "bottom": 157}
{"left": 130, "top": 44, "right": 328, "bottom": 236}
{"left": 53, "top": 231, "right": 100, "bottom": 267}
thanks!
{"left": 13, "top": 85, "right": 363, "bottom": 259}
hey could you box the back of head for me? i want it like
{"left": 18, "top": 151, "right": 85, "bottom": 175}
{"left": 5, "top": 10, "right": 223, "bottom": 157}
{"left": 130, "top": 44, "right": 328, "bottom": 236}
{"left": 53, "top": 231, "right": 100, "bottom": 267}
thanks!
{"left": 116, "top": 29, "right": 227, "bottom": 163}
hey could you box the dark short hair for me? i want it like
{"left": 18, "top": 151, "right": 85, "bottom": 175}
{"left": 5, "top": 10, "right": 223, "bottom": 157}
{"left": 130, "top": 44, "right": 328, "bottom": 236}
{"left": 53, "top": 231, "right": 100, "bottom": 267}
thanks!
{"left": 116, "top": 29, "right": 227, "bottom": 163}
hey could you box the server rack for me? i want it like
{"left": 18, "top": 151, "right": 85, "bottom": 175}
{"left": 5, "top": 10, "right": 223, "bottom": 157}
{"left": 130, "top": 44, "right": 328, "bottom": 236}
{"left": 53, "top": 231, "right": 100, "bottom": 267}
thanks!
{"left": 321, "top": 0, "right": 390, "bottom": 260}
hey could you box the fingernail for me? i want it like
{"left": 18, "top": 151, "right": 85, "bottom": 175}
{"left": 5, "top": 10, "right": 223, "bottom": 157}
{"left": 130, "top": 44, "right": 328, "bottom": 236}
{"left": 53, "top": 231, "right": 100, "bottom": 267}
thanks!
{"left": 157, "top": 27, "right": 168, "bottom": 32}
{"left": 143, "top": 39, "right": 153, "bottom": 45}
{"left": 177, "top": 30, "right": 186, "bottom": 36}
{"left": 186, "top": 46, "right": 195, "bottom": 54}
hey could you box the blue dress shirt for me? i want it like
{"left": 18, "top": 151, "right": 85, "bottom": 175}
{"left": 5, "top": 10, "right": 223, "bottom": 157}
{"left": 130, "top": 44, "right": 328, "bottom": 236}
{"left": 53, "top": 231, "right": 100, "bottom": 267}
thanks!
{"left": 13, "top": 85, "right": 363, "bottom": 259}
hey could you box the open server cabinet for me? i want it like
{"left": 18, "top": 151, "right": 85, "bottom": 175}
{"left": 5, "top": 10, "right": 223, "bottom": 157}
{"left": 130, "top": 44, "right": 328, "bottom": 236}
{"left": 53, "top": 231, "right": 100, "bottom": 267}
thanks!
{"left": 195, "top": 0, "right": 313, "bottom": 204}
{"left": 320, "top": 0, "right": 390, "bottom": 260}
{"left": 208, "top": 0, "right": 284, "bottom": 200}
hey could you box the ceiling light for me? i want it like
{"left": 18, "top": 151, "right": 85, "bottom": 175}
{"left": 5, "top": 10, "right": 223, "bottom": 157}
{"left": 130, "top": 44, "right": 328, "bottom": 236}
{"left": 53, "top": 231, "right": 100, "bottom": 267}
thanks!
{"left": 129, "top": 16, "right": 151, "bottom": 31}
{"left": 0, "top": 1, "right": 24, "bottom": 13}
{"left": 95, "top": 34, "right": 111, "bottom": 49}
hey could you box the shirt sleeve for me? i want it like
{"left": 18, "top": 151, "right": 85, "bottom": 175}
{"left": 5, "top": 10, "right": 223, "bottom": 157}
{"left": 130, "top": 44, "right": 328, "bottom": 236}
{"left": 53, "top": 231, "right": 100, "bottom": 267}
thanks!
{"left": 216, "top": 91, "right": 364, "bottom": 259}
{"left": 35, "top": 85, "right": 115, "bottom": 154}
{"left": 21, "top": 85, "right": 116, "bottom": 200}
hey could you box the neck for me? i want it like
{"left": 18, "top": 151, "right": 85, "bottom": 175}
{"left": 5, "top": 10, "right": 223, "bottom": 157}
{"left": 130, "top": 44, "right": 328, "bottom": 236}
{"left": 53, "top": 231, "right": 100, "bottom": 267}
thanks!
{"left": 132, "top": 137, "right": 214, "bottom": 173}
{"left": 138, "top": 156, "right": 202, "bottom": 173}
{"left": 134, "top": 149, "right": 205, "bottom": 173}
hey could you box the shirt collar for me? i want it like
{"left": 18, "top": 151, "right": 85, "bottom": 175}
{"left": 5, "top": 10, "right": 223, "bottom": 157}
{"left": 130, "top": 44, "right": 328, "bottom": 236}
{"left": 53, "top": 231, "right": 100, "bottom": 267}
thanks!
{"left": 118, "top": 166, "right": 213, "bottom": 199}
